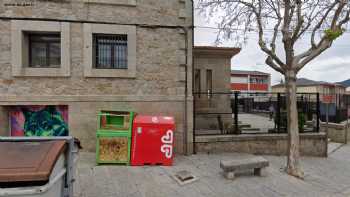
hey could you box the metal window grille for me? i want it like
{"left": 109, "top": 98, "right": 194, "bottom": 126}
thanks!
{"left": 29, "top": 33, "right": 61, "bottom": 68}
{"left": 93, "top": 34, "right": 128, "bottom": 69}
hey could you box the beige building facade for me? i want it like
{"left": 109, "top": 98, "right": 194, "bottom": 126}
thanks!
{"left": 272, "top": 78, "right": 346, "bottom": 95}
{"left": 272, "top": 84, "right": 345, "bottom": 95}
{"left": 193, "top": 46, "right": 240, "bottom": 132}
{"left": 272, "top": 79, "right": 346, "bottom": 103}
{"left": 0, "top": 0, "right": 194, "bottom": 154}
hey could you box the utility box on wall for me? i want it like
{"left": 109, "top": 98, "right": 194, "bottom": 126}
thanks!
{"left": 131, "top": 115, "right": 175, "bottom": 166}
{"left": 96, "top": 111, "right": 134, "bottom": 165}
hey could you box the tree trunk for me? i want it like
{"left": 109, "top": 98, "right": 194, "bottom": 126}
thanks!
{"left": 285, "top": 70, "right": 304, "bottom": 179}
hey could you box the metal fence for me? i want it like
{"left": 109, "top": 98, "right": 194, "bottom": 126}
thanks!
{"left": 319, "top": 94, "right": 350, "bottom": 123}
{"left": 193, "top": 92, "right": 321, "bottom": 136}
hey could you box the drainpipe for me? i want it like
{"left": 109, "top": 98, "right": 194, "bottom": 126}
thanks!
{"left": 191, "top": 0, "right": 195, "bottom": 155}
{"left": 182, "top": 0, "right": 194, "bottom": 155}
{"left": 183, "top": 27, "right": 188, "bottom": 155}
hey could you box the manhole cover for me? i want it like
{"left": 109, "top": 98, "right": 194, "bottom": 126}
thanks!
{"left": 172, "top": 170, "right": 199, "bottom": 186}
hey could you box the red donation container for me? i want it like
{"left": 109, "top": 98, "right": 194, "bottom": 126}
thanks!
{"left": 131, "top": 115, "right": 175, "bottom": 166}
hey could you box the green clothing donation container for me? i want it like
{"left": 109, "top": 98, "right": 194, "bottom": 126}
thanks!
{"left": 96, "top": 110, "right": 134, "bottom": 165}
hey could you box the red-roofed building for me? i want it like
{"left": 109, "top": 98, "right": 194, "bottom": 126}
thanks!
{"left": 231, "top": 70, "right": 271, "bottom": 93}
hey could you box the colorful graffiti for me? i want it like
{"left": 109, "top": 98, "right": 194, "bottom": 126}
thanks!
{"left": 10, "top": 105, "right": 68, "bottom": 136}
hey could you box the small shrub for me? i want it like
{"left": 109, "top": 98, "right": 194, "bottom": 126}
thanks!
{"left": 275, "top": 112, "right": 306, "bottom": 132}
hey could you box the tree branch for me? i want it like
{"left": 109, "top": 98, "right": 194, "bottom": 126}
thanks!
{"left": 296, "top": 39, "right": 332, "bottom": 72}
{"left": 282, "top": 0, "right": 295, "bottom": 67}
{"left": 197, "top": 0, "right": 350, "bottom": 75}
{"left": 291, "top": 0, "right": 304, "bottom": 45}
{"left": 253, "top": 1, "right": 286, "bottom": 69}
{"left": 296, "top": 1, "right": 349, "bottom": 72}
{"left": 266, "top": 56, "right": 285, "bottom": 74}
{"left": 311, "top": 1, "right": 338, "bottom": 48}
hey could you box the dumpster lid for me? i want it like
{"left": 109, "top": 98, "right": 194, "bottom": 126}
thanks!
{"left": 0, "top": 140, "right": 66, "bottom": 183}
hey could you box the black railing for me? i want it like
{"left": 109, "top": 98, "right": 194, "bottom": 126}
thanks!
{"left": 193, "top": 92, "right": 321, "bottom": 136}
{"left": 319, "top": 94, "right": 350, "bottom": 123}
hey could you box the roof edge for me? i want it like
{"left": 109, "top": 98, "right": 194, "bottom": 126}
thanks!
{"left": 231, "top": 70, "right": 270, "bottom": 76}
{"left": 193, "top": 46, "right": 241, "bottom": 57}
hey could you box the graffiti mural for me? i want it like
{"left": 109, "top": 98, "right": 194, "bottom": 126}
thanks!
{"left": 10, "top": 105, "right": 69, "bottom": 136}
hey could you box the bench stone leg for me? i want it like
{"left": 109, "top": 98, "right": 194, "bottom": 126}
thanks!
{"left": 254, "top": 168, "right": 268, "bottom": 177}
{"left": 224, "top": 171, "right": 235, "bottom": 180}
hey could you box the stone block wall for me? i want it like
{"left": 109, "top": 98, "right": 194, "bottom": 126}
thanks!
{"left": 195, "top": 133, "right": 328, "bottom": 157}
{"left": 67, "top": 100, "right": 186, "bottom": 152}
{"left": 320, "top": 122, "right": 349, "bottom": 144}
{"left": 0, "top": 0, "right": 194, "bottom": 154}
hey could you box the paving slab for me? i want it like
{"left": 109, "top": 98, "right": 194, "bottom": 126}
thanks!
{"left": 328, "top": 142, "right": 344, "bottom": 155}
{"left": 74, "top": 145, "right": 350, "bottom": 197}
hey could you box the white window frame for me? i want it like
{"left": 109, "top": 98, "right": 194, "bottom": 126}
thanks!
{"left": 83, "top": 23, "right": 137, "bottom": 78}
{"left": 11, "top": 20, "right": 71, "bottom": 77}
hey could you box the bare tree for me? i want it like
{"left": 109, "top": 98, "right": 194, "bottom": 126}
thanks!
{"left": 197, "top": 0, "right": 350, "bottom": 178}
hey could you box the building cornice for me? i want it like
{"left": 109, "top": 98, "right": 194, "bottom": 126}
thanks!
{"left": 193, "top": 46, "right": 241, "bottom": 58}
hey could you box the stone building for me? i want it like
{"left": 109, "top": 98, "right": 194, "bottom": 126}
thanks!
{"left": 193, "top": 46, "right": 241, "bottom": 134}
{"left": 0, "top": 0, "right": 194, "bottom": 154}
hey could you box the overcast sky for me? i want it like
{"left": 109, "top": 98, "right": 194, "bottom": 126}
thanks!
{"left": 194, "top": 5, "right": 350, "bottom": 85}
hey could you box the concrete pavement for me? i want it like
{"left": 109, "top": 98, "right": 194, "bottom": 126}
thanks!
{"left": 74, "top": 144, "right": 350, "bottom": 197}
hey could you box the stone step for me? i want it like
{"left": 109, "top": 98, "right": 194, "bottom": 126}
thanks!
{"left": 238, "top": 124, "right": 251, "bottom": 128}
{"left": 241, "top": 128, "right": 260, "bottom": 132}
{"left": 305, "top": 121, "right": 314, "bottom": 127}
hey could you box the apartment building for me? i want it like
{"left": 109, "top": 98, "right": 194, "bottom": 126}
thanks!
{"left": 231, "top": 70, "right": 271, "bottom": 93}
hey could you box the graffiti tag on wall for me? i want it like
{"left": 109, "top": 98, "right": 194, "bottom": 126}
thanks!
{"left": 10, "top": 105, "right": 68, "bottom": 136}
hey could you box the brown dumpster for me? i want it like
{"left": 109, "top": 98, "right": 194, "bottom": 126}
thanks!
{"left": 0, "top": 140, "right": 67, "bottom": 197}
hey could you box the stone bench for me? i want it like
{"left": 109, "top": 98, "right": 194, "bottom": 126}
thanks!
{"left": 220, "top": 156, "right": 269, "bottom": 180}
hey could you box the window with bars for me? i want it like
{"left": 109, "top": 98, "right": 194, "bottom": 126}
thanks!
{"left": 29, "top": 33, "right": 61, "bottom": 68}
{"left": 93, "top": 34, "right": 128, "bottom": 69}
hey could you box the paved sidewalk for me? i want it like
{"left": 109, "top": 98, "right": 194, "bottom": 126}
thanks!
{"left": 74, "top": 145, "right": 350, "bottom": 197}
{"left": 238, "top": 113, "right": 274, "bottom": 133}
